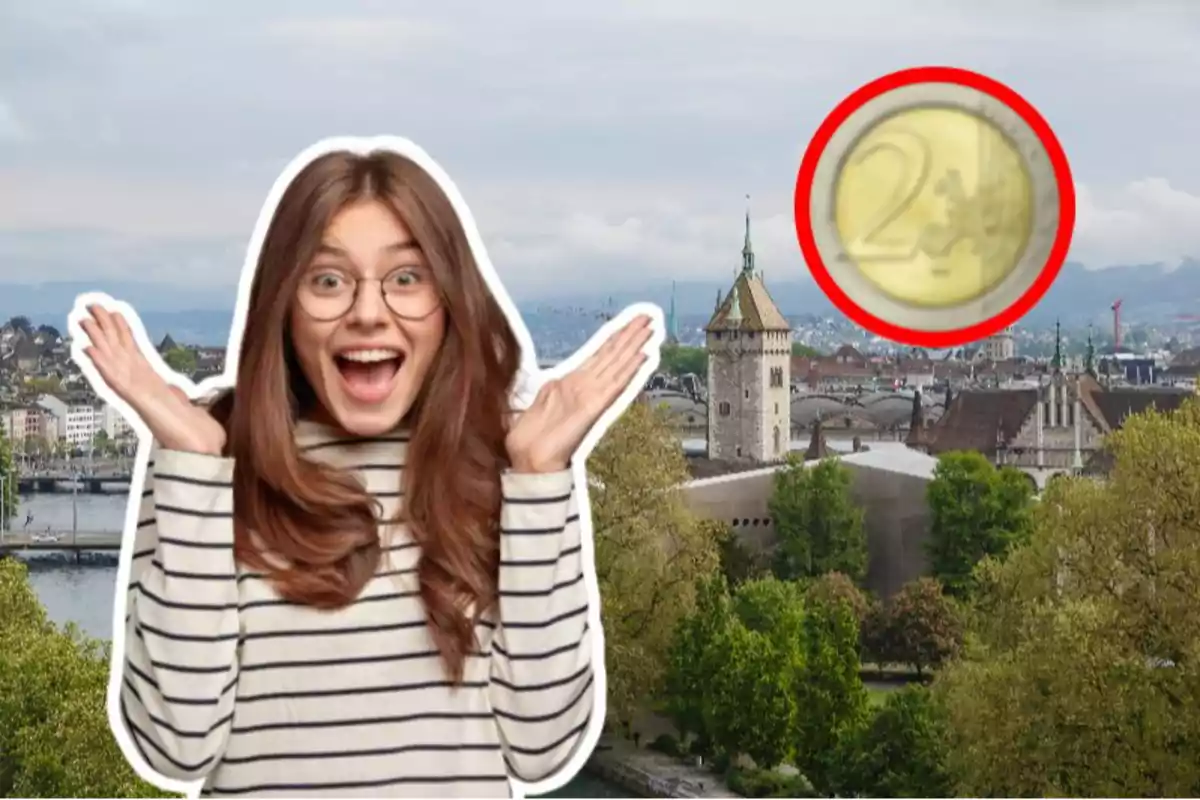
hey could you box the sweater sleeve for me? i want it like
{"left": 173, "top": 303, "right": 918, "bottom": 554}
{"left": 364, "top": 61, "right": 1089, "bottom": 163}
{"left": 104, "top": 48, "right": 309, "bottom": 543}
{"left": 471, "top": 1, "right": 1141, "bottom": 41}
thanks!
{"left": 489, "top": 469, "right": 597, "bottom": 784}
{"left": 116, "top": 441, "right": 240, "bottom": 783}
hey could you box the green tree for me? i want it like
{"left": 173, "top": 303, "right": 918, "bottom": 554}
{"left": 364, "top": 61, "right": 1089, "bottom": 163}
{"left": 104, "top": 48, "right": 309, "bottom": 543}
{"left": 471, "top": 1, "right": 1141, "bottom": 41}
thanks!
{"left": 664, "top": 573, "right": 733, "bottom": 747}
{"left": 704, "top": 577, "right": 808, "bottom": 769}
{"left": 936, "top": 401, "right": 1200, "bottom": 797}
{"left": 925, "top": 451, "right": 1033, "bottom": 597}
{"left": 7, "top": 315, "right": 33, "bottom": 334}
{"left": 703, "top": 616, "right": 800, "bottom": 770}
{"left": 869, "top": 578, "right": 963, "bottom": 676}
{"left": 658, "top": 344, "right": 707, "bottom": 378}
{"left": 793, "top": 596, "right": 869, "bottom": 793}
{"left": 832, "top": 685, "right": 953, "bottom": 798}
{"left": 770, "top": 455, "right": 867, "bottom": 582}
{"left": 803, "top": 571, "right": 871, "bottom": 629}
{"left": 588, "top": 401, "right": 720, "bottom": 726}
{"left": 23, "top": 376, "right": 61, "bottom": 395}
{"left": 162, "top": 346, "right": 197, "bottom": 375}
{"left": 0, "top": 426, "right": 17, "bottom": 530}
{"left": 91, "top": 429, "right": 111, "bottom": 456}
{"left": 791, "top": 343, "right": 821, "bottom": 358}
{"left": 717, "top": 524, "right": 770, "bottom": 587}
{"left": 0, "top": 559, "right": 167, "bottom": 797}
{"left": 666, "top": 575, "right": 867, "bottom": 784}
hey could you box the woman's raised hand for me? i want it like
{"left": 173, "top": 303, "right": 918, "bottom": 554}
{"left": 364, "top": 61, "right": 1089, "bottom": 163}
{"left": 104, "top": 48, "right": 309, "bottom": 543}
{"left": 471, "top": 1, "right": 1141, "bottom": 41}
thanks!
{"left": 77, "top": 305, "right": 226, "bottom": 456}
{"left": 506, "top": 314, "right": 655, "bottom": 474}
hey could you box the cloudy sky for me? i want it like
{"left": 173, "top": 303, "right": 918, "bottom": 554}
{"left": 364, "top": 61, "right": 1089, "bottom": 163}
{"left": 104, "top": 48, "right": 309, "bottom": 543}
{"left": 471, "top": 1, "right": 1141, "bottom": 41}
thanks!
{"left": 1, "top": 0, "right": 1198, "bottom": 301}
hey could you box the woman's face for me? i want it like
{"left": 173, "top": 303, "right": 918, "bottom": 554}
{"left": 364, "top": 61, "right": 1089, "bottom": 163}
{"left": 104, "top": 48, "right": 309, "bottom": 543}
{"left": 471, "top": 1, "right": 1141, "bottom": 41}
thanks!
{"left": 289, "top": 199, "right": 447, "bottom": 436}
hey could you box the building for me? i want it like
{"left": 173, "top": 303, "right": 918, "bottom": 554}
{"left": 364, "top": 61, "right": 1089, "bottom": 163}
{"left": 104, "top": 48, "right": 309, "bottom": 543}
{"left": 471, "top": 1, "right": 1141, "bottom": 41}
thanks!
{"left": 917, "top": 369, "right": 1191, "bottom": 489}
{"left": 99, "top": 402, "right": 134, "bottom": 442}
{"left": 36, "top": 394, "right": 98, "bottom": 449}
{"left": 704, "top": 211, "right": 792, "bottom": 462}
{"left": 979, "top": 325, "right": 1016, "bottom": 361}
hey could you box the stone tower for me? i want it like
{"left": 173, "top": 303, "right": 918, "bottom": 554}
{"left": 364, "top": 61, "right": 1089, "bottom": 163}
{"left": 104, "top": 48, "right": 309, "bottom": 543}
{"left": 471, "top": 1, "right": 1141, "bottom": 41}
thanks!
{"left": 705, "top": 207, "right": 793, "bottom": 462}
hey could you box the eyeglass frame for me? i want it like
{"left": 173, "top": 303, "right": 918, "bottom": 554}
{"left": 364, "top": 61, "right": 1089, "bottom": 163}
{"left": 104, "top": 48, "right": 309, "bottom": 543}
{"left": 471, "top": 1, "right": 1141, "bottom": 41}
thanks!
{"left": 294, "top": 267, "right": 444, "bottom": 322}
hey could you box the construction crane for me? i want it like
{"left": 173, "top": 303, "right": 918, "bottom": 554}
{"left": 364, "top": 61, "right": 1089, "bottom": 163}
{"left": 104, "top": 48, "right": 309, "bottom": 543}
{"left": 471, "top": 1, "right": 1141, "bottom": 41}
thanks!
{"left": 1111, "top": 299, "right": 1123, "bottom": 351}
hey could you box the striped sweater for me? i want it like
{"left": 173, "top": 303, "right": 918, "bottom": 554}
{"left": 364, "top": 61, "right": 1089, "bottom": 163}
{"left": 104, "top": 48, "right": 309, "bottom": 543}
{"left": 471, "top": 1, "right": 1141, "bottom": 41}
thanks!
{"left": 117, "top": 421, "right": 596, "bottom": 797}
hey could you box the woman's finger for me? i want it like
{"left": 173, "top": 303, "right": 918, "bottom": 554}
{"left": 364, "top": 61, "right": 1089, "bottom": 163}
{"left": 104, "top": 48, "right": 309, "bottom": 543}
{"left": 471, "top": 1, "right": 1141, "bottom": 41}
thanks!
{"left": 575, "top": 320, "right": 629, "bottom": 377}
{"left": 595, "top": 322, "right": 653, "bottom": 385}
{"left": 83, "top": 345, "right": 119, "bottom": 392}
{"left": 113, "top": 311, "right": 136, "bottom": 352}
{"left": 78, "top": 318, "right": 112, "bottom": 359}
{"left": 90, "top": 305, "right": 118, "bottom": 346}
{"left": 586, "top": 317, "right": 647, "bottom": 381}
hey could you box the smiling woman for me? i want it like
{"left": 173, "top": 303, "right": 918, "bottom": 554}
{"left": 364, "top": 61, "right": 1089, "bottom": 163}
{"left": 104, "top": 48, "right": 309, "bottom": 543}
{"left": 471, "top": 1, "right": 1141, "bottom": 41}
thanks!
{"left": 69, "top": 139, "right": 662, "bottom": 799}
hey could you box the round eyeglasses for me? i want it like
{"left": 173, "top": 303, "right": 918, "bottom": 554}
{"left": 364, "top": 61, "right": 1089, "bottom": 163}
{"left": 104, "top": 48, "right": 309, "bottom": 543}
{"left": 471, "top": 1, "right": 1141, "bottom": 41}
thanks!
{"left": 296, "top": 267, "right": 442, "bottom": 322}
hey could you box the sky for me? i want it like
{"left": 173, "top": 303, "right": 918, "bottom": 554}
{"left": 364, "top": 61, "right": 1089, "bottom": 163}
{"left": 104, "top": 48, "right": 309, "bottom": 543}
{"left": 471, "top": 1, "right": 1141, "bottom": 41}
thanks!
{"left": 0, "top": 0, "right": 1198, "bottom": 302}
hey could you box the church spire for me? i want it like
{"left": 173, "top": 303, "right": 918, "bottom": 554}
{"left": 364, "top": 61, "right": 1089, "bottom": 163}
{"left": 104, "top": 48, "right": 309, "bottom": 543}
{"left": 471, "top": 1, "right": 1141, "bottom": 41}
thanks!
{"left": 1085, "top": 325, "right": 1096, "bottom": 377}
{"left": 1052, "top": 319, "right": 1063, "bottom": 372}
{"left": 741, "top": 194, "right": 755, "bottom": 276}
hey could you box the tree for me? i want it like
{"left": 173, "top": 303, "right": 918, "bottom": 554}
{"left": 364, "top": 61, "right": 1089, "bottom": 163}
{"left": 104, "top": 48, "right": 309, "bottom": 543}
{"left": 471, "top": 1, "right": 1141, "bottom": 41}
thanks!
{"left": 717, "top": 523, "right": 770, "bottom": 587}
{"left": 162, "top": 346, "right": 197, "bottom": 375}
{"left": 658, "top": 344, "right": 707, "bottom": 378}
{"left": 666, "top": 575, "right": 867, "bottom": 785}
{"left": 804, "top": 571, "right": 871, "bottom": 628}
{"left": 588, "top": 400, "right": 720, "bottom": 726}
{"left": 23, "top": 377, "right": 61, "bottom": 396}
{"left": 791, "top": 343, "right": 822, "bottom": 358}
{"left": 7, "top": 316, "right": 32, "bottom": 334}
{"left": 793, "top": 595, "right": 869, "bottom": 793}
{"left": 703, "top": 615, "right": 801, "bottom": 770}
{"left": 0, "top": 558, "right": 167, "bottom": 797}
{"left": 925, "top": 451, "right": 1033, "bottom": 597}
{"left": 664, "top": 573, "right": 733, "bottom": 748}
{"left": 91, "top": 429, "right": 111, "bottom": 454}
{"left": 0, "top": 426, "right": 16, "bottom": 530}
{"left": 936, "top": 401, "right": 1200, "bottom": 797}
{"left": 869, "top": 578, "right": 963, "bottom": 676}
{"left": 831, "top": 685, "right": 953, "bottom": 798}
{"left": 770, "top": 455, "right": 867, "bottom": 582}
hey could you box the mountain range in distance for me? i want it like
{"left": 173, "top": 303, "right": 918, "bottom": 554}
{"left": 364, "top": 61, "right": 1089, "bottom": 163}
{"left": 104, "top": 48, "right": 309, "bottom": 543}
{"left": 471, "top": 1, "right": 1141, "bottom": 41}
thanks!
{"left": 4, "top": 260, "right": 1198, "bottom": 347}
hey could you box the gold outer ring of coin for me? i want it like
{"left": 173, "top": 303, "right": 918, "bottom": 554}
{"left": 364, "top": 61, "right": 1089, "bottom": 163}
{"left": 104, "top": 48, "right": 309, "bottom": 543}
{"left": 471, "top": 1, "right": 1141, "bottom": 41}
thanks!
{"left": 807, "top": 81, "right": 1061, "bottom": 333}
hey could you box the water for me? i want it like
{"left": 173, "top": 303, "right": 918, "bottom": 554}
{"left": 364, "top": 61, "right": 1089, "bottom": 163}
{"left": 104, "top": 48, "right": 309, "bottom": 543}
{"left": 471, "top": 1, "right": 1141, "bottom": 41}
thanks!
{"left": 18, "top": 493, "right": 631, "bottom": 799}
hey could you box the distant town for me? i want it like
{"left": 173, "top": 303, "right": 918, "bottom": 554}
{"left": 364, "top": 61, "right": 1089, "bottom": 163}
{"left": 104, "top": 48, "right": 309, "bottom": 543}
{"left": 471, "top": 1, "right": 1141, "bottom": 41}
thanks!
{"left": 2, "top": 288, "right": 1200, "bottom": 478}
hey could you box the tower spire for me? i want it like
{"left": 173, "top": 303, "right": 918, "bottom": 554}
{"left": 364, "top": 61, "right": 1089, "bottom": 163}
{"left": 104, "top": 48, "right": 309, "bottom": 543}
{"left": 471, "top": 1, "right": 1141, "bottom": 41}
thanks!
{"left": 741, "top": 194, "right": 755, "bottom": 276}
{"left": 1085, "top": 325, "right": 1096, "bottom": 377}
{"left": 1052, "top": 319, "right": 1063, "bottom": 372}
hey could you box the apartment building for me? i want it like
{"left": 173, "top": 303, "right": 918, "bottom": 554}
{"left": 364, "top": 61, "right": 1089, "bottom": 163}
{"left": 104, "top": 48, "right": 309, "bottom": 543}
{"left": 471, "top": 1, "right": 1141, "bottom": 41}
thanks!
{"left": 37, "top": 394, "right": 98, "bottom": 449}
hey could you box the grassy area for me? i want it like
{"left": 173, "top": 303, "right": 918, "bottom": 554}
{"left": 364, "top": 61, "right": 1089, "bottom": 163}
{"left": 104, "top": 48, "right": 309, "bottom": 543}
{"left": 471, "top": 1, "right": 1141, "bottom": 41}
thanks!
{"left": 866, "top": 685, "right": 891, "bottom": 708}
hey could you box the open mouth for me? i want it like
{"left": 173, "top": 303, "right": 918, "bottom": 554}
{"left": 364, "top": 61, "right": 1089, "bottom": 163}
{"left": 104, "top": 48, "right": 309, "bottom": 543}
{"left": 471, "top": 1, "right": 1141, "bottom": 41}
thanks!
{"left": 334, "top": 348, "right": 406, "bottom": 405}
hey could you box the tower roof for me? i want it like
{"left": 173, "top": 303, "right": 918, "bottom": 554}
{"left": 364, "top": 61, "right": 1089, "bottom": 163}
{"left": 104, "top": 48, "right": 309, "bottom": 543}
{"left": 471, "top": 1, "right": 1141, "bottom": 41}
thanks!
{"left": 706, "top": 270, "right": 790, "bottom": 332}
{"left": 705, "top": 204, "right": 790, "bottom": 333}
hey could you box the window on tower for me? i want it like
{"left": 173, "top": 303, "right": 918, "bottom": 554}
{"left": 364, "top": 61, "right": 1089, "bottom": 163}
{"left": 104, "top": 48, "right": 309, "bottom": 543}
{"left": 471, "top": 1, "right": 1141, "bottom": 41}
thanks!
{"left": 718, "top": 401, "right": 731, "bottom": 416}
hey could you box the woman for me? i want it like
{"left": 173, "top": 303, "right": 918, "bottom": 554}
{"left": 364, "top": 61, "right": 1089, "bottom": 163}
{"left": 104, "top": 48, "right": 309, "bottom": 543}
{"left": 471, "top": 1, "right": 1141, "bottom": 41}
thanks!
{"left": 76, "top": 144, "right": 656, "bottom": 798}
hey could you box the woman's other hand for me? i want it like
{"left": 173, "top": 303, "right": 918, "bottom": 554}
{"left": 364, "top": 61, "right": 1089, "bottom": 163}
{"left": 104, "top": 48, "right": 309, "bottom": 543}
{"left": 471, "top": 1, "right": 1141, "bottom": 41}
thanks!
{"left": 506, "top": 314, "right": 654, "bottom": 473}
{"left": 77, "top": 304, "right": 227, "bottom": 456}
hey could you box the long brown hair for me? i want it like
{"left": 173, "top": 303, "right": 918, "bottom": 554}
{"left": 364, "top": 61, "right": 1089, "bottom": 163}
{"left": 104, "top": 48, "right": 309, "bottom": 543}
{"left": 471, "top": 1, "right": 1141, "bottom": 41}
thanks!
{"left": 208, "top": 149, "right": 521, "bottom": 681}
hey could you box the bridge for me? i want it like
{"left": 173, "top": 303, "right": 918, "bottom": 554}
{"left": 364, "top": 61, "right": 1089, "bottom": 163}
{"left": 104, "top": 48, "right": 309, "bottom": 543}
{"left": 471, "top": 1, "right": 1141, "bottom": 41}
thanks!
{"left": 0, "top": 530, "right": 122, "bottom": 559}
{"left": 14, "top": 475, "right": 134, "bottom": 494}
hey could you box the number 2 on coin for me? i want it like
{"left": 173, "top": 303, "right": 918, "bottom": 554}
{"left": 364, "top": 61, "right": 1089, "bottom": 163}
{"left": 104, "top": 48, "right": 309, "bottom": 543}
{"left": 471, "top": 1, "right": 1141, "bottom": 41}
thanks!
{"left": 843, "top": 129, "right": 932, "bottom": 261}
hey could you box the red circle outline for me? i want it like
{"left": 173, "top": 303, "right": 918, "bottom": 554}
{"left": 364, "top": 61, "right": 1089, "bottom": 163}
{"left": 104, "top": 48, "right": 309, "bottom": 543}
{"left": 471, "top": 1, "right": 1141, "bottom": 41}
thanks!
{"left": 793, "top": 66, "right": 1075, "bottom": 348}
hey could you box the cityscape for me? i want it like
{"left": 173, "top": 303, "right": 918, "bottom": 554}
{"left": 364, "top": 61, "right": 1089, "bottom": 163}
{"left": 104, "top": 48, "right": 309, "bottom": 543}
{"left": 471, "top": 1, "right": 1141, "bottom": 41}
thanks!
{"left": 2, "top": 221, "right": 1199, "bottom": 797}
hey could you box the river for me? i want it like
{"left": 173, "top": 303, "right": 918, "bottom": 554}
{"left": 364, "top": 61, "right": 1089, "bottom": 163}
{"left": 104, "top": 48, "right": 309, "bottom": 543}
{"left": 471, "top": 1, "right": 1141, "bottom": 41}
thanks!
{"left": 15, "top": 492, "right": 631, "bottom": 799}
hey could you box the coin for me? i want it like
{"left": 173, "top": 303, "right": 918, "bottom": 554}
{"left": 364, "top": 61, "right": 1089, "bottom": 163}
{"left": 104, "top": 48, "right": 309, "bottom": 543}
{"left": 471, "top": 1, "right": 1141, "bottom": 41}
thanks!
{"left": 795, "top": 67, "right": 1074, "bottom": 347}
{"left": 834, "top": 106, "right": 1034, "bottom": 309}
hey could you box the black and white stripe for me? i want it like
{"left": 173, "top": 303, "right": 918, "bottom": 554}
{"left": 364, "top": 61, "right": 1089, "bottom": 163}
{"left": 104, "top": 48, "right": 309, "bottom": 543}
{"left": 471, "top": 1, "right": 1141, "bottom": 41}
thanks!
{"left": 117, "top": 423, "right": 595, "bottom": 797}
